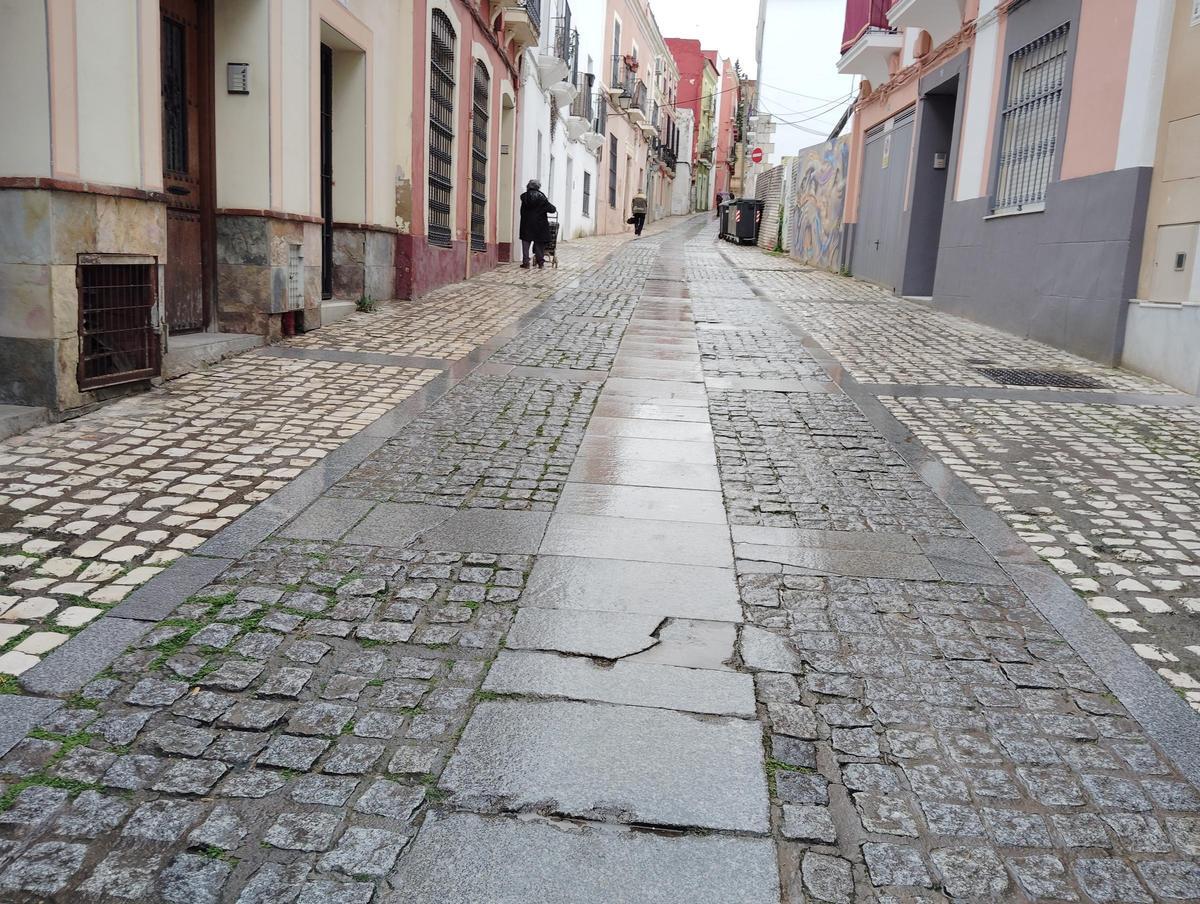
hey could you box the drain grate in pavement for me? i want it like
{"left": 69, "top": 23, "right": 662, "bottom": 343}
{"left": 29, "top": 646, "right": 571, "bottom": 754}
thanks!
{"left": 975, "top": 366, "right": 1106, "bottom": 389}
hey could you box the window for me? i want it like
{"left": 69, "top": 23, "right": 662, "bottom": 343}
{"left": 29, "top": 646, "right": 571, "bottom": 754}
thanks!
{"left": 608, "top": 134, "right": 618, "bottom": 207}
{"left": 428, "top": 10, "right": 456, "bottom": 247}
{"left": 994, "top": 24, "right": 1070, "bottom": 212}
{"left": 470, "top": 61, "right": 490, "bottom": 253}
{"left": 582, "top": 171, "right": 591, "bottom": 216}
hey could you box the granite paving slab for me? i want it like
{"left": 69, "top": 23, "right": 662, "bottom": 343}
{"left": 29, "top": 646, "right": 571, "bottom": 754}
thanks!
{"left": 584, "top": 415, "right": 715, "bottom": 441}
{"left": 626, "top": 618, "right": 737, "bottom": 671}
{"left": 521, "top": 556, "right": 742, "bottom": 621}
{"left": 438, "top": 699, "right": 770, "bottom": 832}
{"left": 566, "top": 456, "right": 722, "bottom": 491}
{"left": 556, "top": 483, "right": 727, "bottom": 523}
{"left": 277, "top": 498, "right": 376, "bottom": 541}
{"left": 541, "top": 514, "right": 733, "bottom": 567}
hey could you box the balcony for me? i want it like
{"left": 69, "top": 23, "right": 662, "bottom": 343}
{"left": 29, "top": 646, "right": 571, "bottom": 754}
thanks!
{"left": 887, "top": 0, "right": 966, "bottom": 47}
{"left": 837, "top": 27, "right": 904, "bottom": 87}
{"left": 607, "top": 53, "right": 637, "bottom": 97}
{"left": 569, "top": 73, "right": 594, "bottom": 123}
{"left": 627, "top": 81, "right": 649, "bottom": 126}
{"left": 501, "top": 0, "right": 540, "bottom": 48}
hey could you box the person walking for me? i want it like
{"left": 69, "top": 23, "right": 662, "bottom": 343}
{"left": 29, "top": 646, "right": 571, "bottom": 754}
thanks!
{"left": 630, "top": 190, "right": 648, "bottom": 236}
{"left": 518, "top": 179, "right": 556, "bottom": 269}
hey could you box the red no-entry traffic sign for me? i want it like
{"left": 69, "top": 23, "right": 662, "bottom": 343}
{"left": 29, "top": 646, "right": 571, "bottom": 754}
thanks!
{"left": 750, "top": 147, "right": 764, "bottom": 164}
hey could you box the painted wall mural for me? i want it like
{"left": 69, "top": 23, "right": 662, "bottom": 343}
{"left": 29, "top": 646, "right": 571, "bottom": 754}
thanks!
{"left": 789, "top": 137, "right": 849, "bottom": 272}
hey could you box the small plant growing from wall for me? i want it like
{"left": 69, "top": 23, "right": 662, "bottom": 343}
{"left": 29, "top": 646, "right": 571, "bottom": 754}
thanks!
{"left": 356, "top": 294, "right": 378, "bottom": 313}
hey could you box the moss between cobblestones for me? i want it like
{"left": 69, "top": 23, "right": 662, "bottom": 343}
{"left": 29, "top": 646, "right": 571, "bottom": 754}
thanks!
{"left": 0, "top": 729, "right": 101, "bottom": 811}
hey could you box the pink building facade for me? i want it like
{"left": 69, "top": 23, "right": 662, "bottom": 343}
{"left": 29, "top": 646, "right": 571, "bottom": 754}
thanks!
{"left": 837, "top": 0, "right": 1174, "bottom": 365}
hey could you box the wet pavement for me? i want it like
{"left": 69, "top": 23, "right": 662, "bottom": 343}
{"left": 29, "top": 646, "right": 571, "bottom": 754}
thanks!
{"left": 0, "top": 216, "right": 1198, "bottom": 902}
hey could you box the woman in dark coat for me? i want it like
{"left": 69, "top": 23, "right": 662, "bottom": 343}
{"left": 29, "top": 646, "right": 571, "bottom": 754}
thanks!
{"left": 519, "top": 180, "right": 556, "bottom": 269}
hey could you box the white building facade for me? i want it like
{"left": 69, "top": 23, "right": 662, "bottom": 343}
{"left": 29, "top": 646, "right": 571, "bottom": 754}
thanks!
{"left": 514, "top": 0, "right": 605, "bottom": 242}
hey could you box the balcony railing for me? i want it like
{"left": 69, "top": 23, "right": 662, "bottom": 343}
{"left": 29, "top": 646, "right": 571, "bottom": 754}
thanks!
{"left": 552, "top": 1, "right": 572, "bottom": 62}
{"left": 610, "top": 53, "right": 637, "bottom": 94}
{"left": 570, "top": 72, "right": 595, "bottom": 122}
{"left": 524, "top": 0, "right": 542, "bottom": 35}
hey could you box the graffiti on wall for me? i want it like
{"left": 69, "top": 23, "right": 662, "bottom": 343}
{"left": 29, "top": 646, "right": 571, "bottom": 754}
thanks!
{"left": 788, "top": 137, "right": 849, "bottom": 272}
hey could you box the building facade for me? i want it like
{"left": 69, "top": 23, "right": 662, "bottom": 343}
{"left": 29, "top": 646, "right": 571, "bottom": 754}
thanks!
{"left": 1122, "top": 0, "right": 1200, "bottom": 394}
{"left": 836, "top": 0, "right": 1174, "bottom": 366}
{"left": 664, "top": 38, "right": 718, "bottom": 211}
{"left": 0, "top": 0, "right": 538, "bottom": 412}
{"left": 513, "top": 0, "right": 604, "bottom": 244}
{"left": 713, "top": 57, "right": 740, "bottom": 199}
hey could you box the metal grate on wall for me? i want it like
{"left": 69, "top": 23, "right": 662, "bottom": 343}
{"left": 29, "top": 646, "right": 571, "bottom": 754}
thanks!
{"left": 287, "top": 244, "right": 304, "bottom": 310}
{"left": 994, "top": 23, "right": 1069, "bottom": 212}
{"left": 428, "top": 10, "right": 456, "bottom": 248}
{"left": 77, "top": 257, "right": 160, "bottom": 390}
{"left": 470, "top": 60, "right": 490, "bottom": 254}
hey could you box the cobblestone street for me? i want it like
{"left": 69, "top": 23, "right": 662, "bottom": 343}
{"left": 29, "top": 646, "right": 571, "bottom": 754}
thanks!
{"left": 0, "top": 215, "right": 1199, "bottom": 902}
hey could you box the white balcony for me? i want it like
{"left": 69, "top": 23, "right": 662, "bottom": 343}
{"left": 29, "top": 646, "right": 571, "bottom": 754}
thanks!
{"left": 582, "top": 132, "right": 604, "bottom": 153}
{"left": 548, "top": 80, "right": 578, "bottom": 109}
{"left": 887, "top": 0, "right": 967, "bottom": 48}
{"left": 628, "top": 106, "right": 648, "bottom": 127}
{"left": 836, "top": 28, "right": 904, "bottom": 89}
{"left": 566, "top": 117, "right": 591, "bottom": 142}
{"left": 536, "top": 54, "right": 570, "bottom": 91}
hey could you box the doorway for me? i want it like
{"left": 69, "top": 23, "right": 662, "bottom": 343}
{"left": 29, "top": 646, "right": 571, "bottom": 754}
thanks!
{"left": 851, "top": 109, "right": 915, "bottom": 292}
{"left": 160, "top": 0, "right": 214, "bottom": 333}
{"left": 564, "top": 157, "right": 574, "bottom": 239}
{"left": 498, "top": 95, "right": 516, "bottom": 253}
{"left": 901, "top": 75, "right": 960, "bottom": 297}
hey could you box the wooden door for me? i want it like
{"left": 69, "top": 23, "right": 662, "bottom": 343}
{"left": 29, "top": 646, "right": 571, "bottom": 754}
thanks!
{"left": 161, "top": 0, "right": 212, "bottom": 333}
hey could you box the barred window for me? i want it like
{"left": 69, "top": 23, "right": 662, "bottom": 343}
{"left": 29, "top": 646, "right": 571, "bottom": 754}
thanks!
{"left": 994, "top": 24, "right": 1069, "bottom": 212}
{"left": 608, "top": 133, "right": 618, "bottom": 208}
{"left": 428, "top": 10, "right": 456, "bottom": 247}
{"left": 470, "top": 61, "right": 490, "bottom": 253}
{"left": 582, "top": 171, "right": 591, "bottom": 216}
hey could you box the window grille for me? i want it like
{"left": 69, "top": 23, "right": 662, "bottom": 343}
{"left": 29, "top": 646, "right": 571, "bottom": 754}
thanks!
{"left": 994, "top": 23, "right": 1069, "bottom": 212}
{"left": 77, "top": 259, "right": 160, "bottom": 390}
{"left": 582, "top": 171, "right": 591, "bottom": 216}
{"left": 287, "top": 244, "right": 303, "bottom": 310}
{"left": 428, "top": 11, "right": 456, "bottom": 247}
{"left": 161, "top": 17, "right": 188, "bottom": 174}
{"left": 470, "top": 61, "right": 490, "bottom": 253}
{"left": 608, "top": 134, "right": 618, "bottom": 207}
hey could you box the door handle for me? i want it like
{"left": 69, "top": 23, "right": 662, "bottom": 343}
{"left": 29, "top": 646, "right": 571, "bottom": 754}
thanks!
{"left": 874, "top": 240, "right": 880, "bottom": 249}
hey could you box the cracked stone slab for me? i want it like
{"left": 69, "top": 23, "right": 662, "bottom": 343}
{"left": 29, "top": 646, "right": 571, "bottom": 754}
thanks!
{"left": 412, "top": 511, "right": 550, "bottom": 554}
{"left": 341, "top": 503, "right": 454, "bottom": 548}
{"left": 521, "top": 556, "right": 741, "bottom": 621}
{"left": 278, "top": 498, "right": 375, "bottom": 541}
{"left": 626, "top": 618, "right": 737, "bottom": 671}
{"left": 438, "top": 699, "right": 769, "bottom": 832}
{"left": 729, "top": 526, "right": 923, "bottom": 554}
{"left": 386, "top": 811, "right": 779, "bottom": 904}
{"left": 733, "top": 543, "right": 939, "bottom": 580}
{"left": 483, "top": 650, "right": 756, "bottom": 717}
{"left": 504, "top": 609, "right": 662, "bottom": 658}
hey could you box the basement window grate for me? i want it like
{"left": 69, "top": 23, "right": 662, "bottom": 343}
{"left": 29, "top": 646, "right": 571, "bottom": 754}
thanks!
{"left": 77, "top": 259, "right": 160, "bottom": 390}
{"left": 975, "top": 367, "right": 1105, "bottom": 389}
{"left": 287, "top": 243, "right": 304, "bottom": 310}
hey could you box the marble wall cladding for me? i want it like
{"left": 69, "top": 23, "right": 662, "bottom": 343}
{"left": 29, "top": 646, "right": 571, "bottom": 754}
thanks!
{"left": 332, "top": 227, "right": 396, "bottom": 302}
{"left": 216, "top": 216, "right": 322, "bottom": 333}
{"left": 0, "top": 189, "right": 167, "bottom": 410}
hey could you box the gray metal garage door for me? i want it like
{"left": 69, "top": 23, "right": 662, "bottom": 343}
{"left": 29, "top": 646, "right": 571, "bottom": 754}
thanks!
{"left": 851, "top": 110, "right": 914, "bottom": 291}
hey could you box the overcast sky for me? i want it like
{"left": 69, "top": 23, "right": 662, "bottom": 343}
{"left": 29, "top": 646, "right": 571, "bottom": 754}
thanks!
{"left": 652, "top": 0, "right": 856, "bottom": 160}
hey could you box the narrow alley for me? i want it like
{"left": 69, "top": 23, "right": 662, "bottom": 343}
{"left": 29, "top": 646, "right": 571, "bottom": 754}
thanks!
{"left": 1, "top": 216, "right": 1197, "bottom": 902}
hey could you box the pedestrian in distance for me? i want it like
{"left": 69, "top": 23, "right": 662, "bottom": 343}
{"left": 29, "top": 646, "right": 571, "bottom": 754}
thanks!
{"left": 630, "top": 190, "right": 648, "bottom": 236}
{"left": 518, "top": 180, "right": 556, "bottom": 269}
